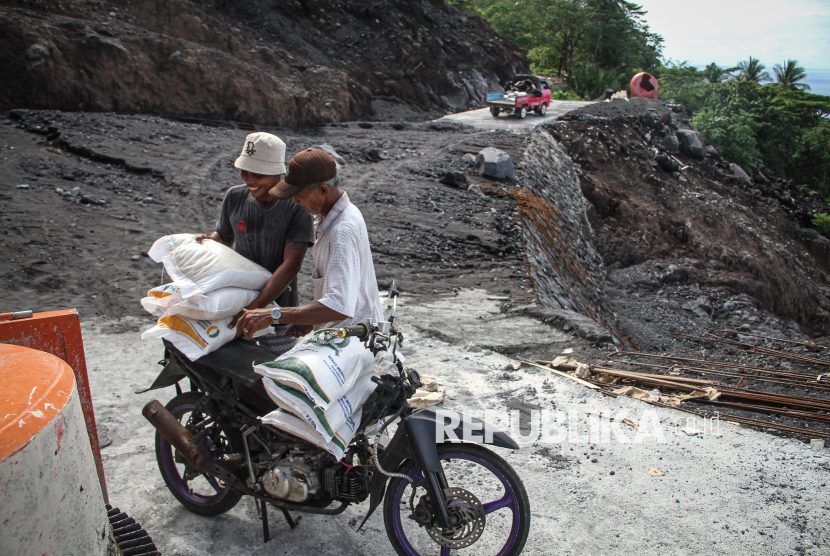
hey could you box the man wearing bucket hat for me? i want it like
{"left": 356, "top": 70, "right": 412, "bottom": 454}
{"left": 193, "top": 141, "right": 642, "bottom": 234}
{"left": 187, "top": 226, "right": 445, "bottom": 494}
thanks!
{"left": 195, "top": 132, "right": 314, "bottom": 352}
{"left": 236, "top": 148, "right": 383, "bottom": 339}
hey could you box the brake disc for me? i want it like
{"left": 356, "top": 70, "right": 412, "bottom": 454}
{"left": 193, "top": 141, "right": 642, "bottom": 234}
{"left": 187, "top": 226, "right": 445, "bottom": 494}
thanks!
{"left": 426, "top": 487, "right": 486, "bottom": 549}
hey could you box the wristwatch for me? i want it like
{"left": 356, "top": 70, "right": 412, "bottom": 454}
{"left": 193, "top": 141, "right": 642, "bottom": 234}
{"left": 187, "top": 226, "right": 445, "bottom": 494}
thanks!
{"left": 270, "top": 307, "right": 281, "bottom": 325}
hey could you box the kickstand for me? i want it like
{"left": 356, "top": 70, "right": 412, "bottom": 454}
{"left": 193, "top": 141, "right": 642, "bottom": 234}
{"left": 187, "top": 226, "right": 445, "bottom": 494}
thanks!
{"left": 281, "top": 507, "right": 302, "bottom": 529}
{"left": 260, "top": 499, "right": 271, "bottom": 543}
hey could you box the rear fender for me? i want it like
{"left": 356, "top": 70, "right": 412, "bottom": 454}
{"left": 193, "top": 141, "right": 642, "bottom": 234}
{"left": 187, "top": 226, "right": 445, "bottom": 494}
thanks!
{"left": 135, "top": 350, "right": 187, "bottom": 394}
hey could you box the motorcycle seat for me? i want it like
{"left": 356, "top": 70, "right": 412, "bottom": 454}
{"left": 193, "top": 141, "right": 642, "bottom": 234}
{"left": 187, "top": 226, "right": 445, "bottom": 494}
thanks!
{"left": 194, "top": 339, "right": 277, "bottom": 400}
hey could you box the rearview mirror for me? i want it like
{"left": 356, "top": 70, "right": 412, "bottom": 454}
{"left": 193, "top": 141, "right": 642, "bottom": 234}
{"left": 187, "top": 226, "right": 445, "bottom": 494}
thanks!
{"left": 388, "top": 280, "right": 399, "bottom": 298}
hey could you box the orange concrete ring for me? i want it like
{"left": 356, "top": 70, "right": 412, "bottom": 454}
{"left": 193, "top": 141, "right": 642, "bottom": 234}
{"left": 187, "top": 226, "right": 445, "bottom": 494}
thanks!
{"left": 0, "top": 344, "right": 75, "bottom": 460}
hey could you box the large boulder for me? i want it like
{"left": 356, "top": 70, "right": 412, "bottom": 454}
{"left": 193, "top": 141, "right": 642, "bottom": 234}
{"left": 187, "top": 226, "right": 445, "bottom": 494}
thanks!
{"left": 731, "top": 163, "right": 753, "bottom": 186}
{"left": 310, "top": 144, "right": 346, "bottom": 166}
{"left": 676, "top": 129, "right": 706, "bottom": 158}
{"left": 475, "top": 147, "right": 515, "bottom": 180}
{"left": 661, "top": 134, "right": 680, "bottom": 153}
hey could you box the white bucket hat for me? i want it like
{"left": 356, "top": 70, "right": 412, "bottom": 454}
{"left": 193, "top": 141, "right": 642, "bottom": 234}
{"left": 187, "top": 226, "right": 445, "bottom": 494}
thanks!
{"left": 234, "top": 132, "right": 286, "bottom": 175}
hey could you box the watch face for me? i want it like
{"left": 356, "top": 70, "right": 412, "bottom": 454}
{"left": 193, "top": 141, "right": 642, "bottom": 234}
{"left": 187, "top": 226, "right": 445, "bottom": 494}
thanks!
{"left": 270, "top": 307, "right": 281, "bottom": 320}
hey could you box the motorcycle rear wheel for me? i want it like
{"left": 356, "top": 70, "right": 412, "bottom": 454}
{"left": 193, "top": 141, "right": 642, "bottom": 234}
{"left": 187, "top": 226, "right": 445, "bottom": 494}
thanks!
{"left": 155, "top": 392, "right": 245, "bottom": 516}
{"left": 383, "top": 443, "right": 531, "bottom": 556}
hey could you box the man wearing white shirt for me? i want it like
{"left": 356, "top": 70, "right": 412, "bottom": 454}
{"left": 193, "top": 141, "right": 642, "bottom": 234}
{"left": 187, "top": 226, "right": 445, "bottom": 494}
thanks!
{"left": 236, "top": 148, "right": 383, "bottom": 339}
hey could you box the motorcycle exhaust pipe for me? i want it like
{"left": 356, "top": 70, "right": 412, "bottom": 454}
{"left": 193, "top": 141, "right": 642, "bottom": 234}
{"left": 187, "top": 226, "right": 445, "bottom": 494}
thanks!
{"left": 142, "top": 400, "right": 254, "bottom": 496}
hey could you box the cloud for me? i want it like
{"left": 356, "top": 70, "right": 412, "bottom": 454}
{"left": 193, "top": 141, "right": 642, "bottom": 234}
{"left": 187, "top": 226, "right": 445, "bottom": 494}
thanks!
{"left": 636, "top": 0, "right": 830, "bottom": 67}
{"left": 739, "top": 37, "right": 781, "bottom": 55}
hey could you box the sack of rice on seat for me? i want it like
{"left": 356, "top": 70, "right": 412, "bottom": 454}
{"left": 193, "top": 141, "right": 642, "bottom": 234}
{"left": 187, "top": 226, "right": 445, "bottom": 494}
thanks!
{"left": 260, "top": 373, "right": 376, "bottom": 443}
{"left": 253, "top": 329, "right": 375, "bottom": 411}
{"left": 141, "top": 283, "right": 258, "bottom": 320}
{"left": 147, "top": 234, "right": 272, "bottom": 299}
{"left": 260, "top": 407, "right": 362, "bottom": 461}
{"left": 141, "top": 313, "right": 269, "bottom": 361}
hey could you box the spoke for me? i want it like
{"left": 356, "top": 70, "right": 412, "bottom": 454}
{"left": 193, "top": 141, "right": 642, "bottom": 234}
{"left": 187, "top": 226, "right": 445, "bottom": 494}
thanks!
{"left": 483, "top": 492, "right": 514, "bottom": 515}
{"left": 205, "top": 474, "right": 223, "bottom": 494}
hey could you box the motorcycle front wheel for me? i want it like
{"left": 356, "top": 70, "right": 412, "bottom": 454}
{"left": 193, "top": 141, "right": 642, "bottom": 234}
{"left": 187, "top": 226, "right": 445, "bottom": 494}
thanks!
{"left": 383, "top": 443, "right": 530, "bottom": 556}
{"left": 154, "top": 392, "right": 244, "bottom": 516}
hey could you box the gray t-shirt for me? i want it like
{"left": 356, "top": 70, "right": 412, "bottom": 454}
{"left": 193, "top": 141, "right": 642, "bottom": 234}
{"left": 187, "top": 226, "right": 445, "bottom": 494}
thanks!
{"left": 215, "top": 185, "right": 314, "bottom": 307}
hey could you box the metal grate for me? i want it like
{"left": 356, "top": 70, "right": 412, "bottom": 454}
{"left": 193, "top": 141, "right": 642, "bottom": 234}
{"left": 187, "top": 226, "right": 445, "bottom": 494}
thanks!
{"left": 107, "top": 504, "right": 160, "bottom": 556}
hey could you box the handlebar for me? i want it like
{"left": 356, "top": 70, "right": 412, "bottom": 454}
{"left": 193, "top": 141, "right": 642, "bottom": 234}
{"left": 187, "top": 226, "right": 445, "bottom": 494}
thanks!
{"left": 336, "top": 323, "right": 371, "bottom": 341}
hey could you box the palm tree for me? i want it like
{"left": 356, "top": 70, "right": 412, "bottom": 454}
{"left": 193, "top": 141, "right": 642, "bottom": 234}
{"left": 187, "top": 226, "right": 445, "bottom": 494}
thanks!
{"left": 703, "top": 62, "right": 738, "bottom": 83}
{"left": 737, "top": 56, "right": 771, "bottom": 83}
{"left": 773, "top": 59, "right": 811, "bottom": 91}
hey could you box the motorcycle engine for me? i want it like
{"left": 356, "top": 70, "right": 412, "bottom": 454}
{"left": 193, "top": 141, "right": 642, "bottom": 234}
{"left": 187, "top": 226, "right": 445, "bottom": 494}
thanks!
{"left": 261, "top": 457, "right": 321, "bottom": 503}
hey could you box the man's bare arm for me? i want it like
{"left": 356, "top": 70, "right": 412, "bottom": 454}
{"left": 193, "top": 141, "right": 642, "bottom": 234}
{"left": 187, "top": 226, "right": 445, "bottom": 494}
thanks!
{"left": 251, "top": 242, "right": 308, "bottom": 308}
{"left": 228, "top": 242, "right": 308, "bottom": 327}
{"left": 236, "top": 301, "right": 347, "bottom": 340}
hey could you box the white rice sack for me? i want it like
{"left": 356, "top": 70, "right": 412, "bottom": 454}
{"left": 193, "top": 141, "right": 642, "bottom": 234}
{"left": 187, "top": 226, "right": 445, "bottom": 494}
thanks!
{"left": 261, "top": 407, "right": 361, "bottom": 461}
{"left": 141, "top": 283, "right": 260, "bottom": 320}
{"left": 140, "top": 283, "right": 185, "bottom": 316}
{"left": 148, "top": 234, "right": 272, "bottom": 298}
{"left": 261, "top": 373, "right": 375, "bottom": 443}
{"left": 141, "top": 314, "right": 268, "bottom": 361}
{"left": 142, "top": 314, "right": 235, "bottom": 361}
{"left": 254, "top": 329, "right": 374, "bottom": 411}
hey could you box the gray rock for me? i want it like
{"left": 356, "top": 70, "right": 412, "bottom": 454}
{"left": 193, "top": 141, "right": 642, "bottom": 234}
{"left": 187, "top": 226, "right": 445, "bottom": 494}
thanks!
{"left": 676, "top": 129, "right": 706, "bottom": 158}
{"left": 681, "top": 296, "right": 713, "bottom": 320}
{"left": 310, "top": 144, "right": 346, "bottom": 166}
{"left": 439, "top": 172, "right": 468, "bottom": 189}
{"left": 475, "top": 147, "right": 515, "bottom": 180}
{"left": 661, "top": 134, "right": 680, "bottom": 153}
{"left": 130, "top": 254, "right": 140, "bottom": 261}
{"left": 730, "top": 163, "right": 753, "bottom": 186}
{"left": 462, "top": 153, "right": 477, "bottom": 166}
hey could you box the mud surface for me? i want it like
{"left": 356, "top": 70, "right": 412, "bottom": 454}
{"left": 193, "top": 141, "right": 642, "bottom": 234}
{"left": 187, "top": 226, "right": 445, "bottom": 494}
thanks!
{"left": 0, "top": 109, "right": 532, "bottom": 319}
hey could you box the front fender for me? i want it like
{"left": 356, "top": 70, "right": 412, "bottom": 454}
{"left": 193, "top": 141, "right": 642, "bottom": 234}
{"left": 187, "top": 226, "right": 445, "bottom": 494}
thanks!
{"left": 358, "top": 408, "right": 518, "bottom": 529}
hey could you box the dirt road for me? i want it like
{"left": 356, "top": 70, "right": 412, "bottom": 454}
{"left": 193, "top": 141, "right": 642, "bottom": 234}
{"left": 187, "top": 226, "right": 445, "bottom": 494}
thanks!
{"left": 87, "top": 291, "right": 828, "bottom": 555}
{"left": 436, "top": 100, "right": 594, "bottom": 131}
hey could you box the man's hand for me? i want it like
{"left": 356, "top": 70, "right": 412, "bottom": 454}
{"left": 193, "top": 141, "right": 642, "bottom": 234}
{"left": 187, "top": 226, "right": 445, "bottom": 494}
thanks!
{"left": 196, "top": 231, "right": 233, "bottom": 246}
{"left": 229, "top": 309, "right": 244, "bottom": 329}
{"left": 236, "top": 308, "right": 274, "bottom": 340}
{"left": 286, "top": 324, "right": 313, "bottom": 337}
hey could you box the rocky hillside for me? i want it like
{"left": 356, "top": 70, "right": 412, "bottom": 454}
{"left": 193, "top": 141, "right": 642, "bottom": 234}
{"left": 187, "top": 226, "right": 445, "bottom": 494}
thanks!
{"left": 0, "top": 0, "right": 528, "bottom": 125}
{"left": 547, "top": 98, "right": 830, "bottom": 337}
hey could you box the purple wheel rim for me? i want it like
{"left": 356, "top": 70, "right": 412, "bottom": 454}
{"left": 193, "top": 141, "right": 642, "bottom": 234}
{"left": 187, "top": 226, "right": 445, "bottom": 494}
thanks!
{"left": 391, "top": 450, "right": 521, "bottom": 556}
{"left": 158, "top": 402, "right": 234, "bottom": 507}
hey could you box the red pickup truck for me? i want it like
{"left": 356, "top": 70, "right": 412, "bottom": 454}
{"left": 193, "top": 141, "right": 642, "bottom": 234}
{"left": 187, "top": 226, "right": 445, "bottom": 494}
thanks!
{"left": 486, "top": 75, "right": 551, "bottom": 119}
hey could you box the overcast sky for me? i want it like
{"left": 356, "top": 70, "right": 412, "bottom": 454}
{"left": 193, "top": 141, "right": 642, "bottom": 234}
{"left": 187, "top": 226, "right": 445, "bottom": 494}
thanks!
{"left": 635, "top": 0, "right": 830, "bottom": 68}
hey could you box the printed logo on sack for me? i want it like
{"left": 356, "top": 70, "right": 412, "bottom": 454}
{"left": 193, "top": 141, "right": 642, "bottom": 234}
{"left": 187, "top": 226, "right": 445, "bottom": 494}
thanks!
{"left": 245, "top": 141, "right": 256, "bottom": 156}
{"left": 237, "top": 220, "right": 247, "bottom": 233}
{"left": 307, "top": 330, "right": 350, "bottom": 355}
{"left": 206, "top": 326, "right": 220, "bottom": 338}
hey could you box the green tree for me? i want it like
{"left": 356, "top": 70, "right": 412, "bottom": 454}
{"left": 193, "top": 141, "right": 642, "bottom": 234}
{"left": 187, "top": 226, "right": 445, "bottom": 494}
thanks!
{"left": 703, "top": 62, "right": 737, "bottom": 83}
{"left": 737, "top": 56, "right": 771, "bottom": 83}
{"left": 773, "top": 59, "right": 811, "bottom": 92}
{"left": 477, "top": 0, "right": 661, "bottom": 83}
{"left": 572, "top": 63, "right": 622, "bottom": 98}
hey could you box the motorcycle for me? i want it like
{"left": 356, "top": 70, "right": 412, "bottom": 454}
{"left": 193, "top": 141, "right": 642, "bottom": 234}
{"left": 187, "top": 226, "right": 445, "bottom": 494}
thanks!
{"left": 140, "top": 282, "right": 531, "bottom": 555}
